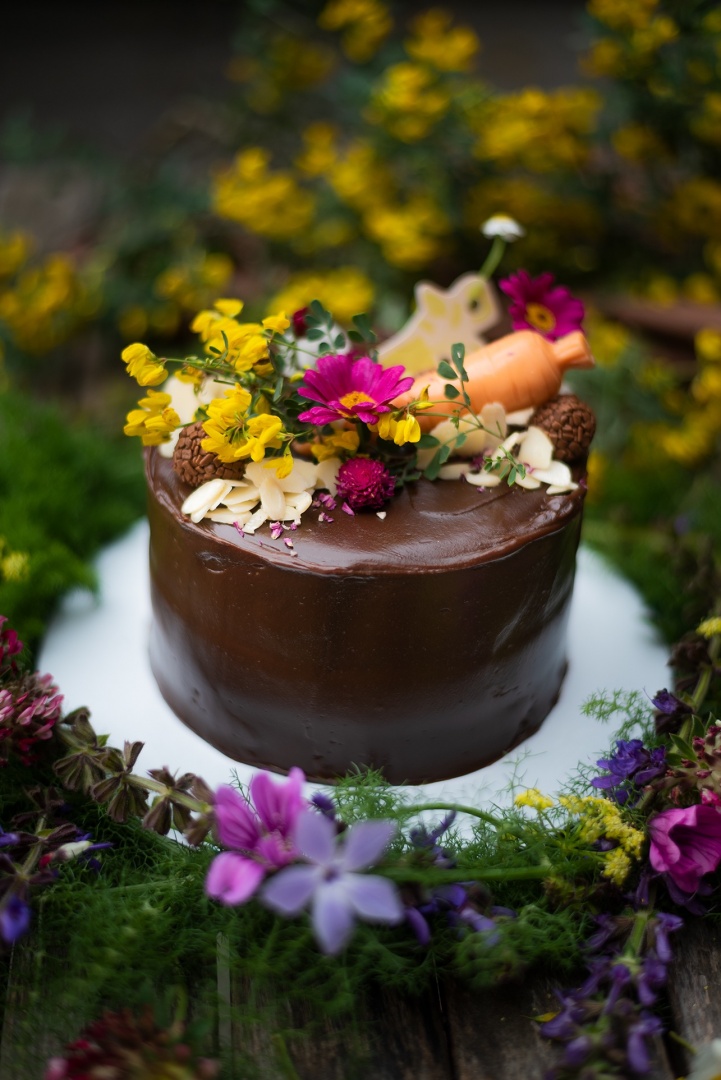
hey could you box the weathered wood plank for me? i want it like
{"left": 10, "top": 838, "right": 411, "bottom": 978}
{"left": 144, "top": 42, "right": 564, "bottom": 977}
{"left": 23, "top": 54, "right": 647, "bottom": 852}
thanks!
{"left": 667, "top": 916, "right": 721, "bottom": 1052}
{"left": 229, "top": 974, "right": 454, "bottom": 1079}
{"left": 444, "top": 973, "right": 675, "bottom": 1080}
{"left": 443, "top": 976, "right": 560, "bottom": 1080}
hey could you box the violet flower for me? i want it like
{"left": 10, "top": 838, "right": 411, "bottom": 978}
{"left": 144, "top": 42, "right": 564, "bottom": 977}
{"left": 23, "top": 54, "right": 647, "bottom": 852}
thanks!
{"left": 592, "top": 739, "right": 666, "bottom": 805}
{"left": 0, "top": 894, "right": 30, "bottom": 945}
{"left": 261, "top": 810, "right": 403, "bottom": 953}
{"left": 648, "top": 804, "right": 721, "bottom": 895}
{"left": 205, "top": 769, "right": 306, "bottom": 906}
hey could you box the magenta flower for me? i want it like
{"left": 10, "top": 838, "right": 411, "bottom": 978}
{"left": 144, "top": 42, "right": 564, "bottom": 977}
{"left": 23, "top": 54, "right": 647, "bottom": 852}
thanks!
{"left": 297, "top": 353, "right": 413, "bottom": 426}
{"left": 499, "top": 270, "right": 585, "bottom": 341}
{"left": 648, "top": 804, "right": 721, "bottom": 894}
{"left": 335, "top": 457, "right": 395, "bottom": 511}
{"left": 205, "top": 768, "right": 307, "bottom": 906}
{"left": 261, "top": 810, "right": 404, "bottom": 954}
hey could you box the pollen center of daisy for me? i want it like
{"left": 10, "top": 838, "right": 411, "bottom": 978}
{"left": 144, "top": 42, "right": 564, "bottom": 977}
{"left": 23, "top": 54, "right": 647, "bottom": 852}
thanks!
{"left": 526, "top": 302, "right": 556, "bottom": 332}
{"left": 339, "top": 390, "right": 375, "bottom": 411}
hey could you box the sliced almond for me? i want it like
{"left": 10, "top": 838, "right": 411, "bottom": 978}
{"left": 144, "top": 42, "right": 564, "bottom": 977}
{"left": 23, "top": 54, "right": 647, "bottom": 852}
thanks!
{"left": 259, "top": 476, "right": 286, "bottom": 520}
{"left": 438, "top": 462, "right": 471, "bottom": 480}
{"left": 182, "top": 479, "right": 234, "bottom": 523}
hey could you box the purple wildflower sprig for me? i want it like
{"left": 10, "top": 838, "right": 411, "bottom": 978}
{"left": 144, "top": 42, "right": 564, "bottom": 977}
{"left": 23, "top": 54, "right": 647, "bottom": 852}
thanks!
{"left": 541, "top": 908, "right": 683, "bottom": 1078}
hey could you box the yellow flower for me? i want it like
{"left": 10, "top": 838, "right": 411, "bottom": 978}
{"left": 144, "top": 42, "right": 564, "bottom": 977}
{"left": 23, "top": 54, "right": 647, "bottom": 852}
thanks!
{"left": 262, "top": 312, "right": 290, "bottom": 335}
{"left": 696, "top": 329, "right": 721, "bottom": 363}
{"left": 372, "top": 414, "right": 421, "bottom": 445}
{"left": 404, "top": 9, "right": 480, "bottom": 72}
{"left": 201, "top": 389, "right": 286, "bottom": 464}
{"left": 212, "top": 149, "right": 315, "bottom": 240}
{"left": 1, "top": 550, "right": 29, "bottom": 582}
{"left": 121, "top": 342, "right": 167, "bottom": 387}
{"left": 698, "top": 617, "right": 721, "bottom": 639}
{"left": 0, "top": 230, "right": 31, "bottom": 277}
{"left": 514, "top": 788, "right": 554, "bottom": 812}
{"left": 311, "top": 428, "right": 361, "bottom": 462}
{"left": 367, "top": 62, "right": 450, "bottom": 142}
{"left": 603, "top": 848, "right": 632, "bottom": 887}
{"left": 124, "top": 391, "right": 180, "bottom": 446}
{"left": 587, "top": 0, "right": 659, "bottom": 31}
{"left": 269, "top": 268, "right": 374, "bottom": 325}
{"left": 295, "top": 122, "right": 339, "bottom": 176}
{"left": 318, "top": 0, "right": 393, "bottom": 63}
{"left": 215, "top": 298, "right": 244, "bottom": 318}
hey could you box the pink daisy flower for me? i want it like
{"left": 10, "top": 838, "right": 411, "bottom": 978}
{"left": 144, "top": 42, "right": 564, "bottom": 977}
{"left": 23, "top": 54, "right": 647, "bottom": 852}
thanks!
{"left": 298, "top": 353, "right": 413, "bottom": 426}
{"left": 499, "top": 270, "right": 585, "bottom": 341}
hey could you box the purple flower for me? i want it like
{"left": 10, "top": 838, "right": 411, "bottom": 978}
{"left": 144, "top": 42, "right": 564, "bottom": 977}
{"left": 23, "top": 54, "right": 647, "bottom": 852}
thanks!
{"left": 592, "top": 739, "right": 666, "bottom": 804}
{"left": 205, "top": 769, "right": 306, "bottom": 907}
{"left": 649, "top": 804, "right": 721, "bottom": 895}
{"left": 261, "top": 810, "right": 403, "bottom": 953}
{"left": 298, "top": 353, "right": 413, "bottom": 426}
{"left": 499, "top": 270, "right": 585, "bottom": 341}
{"left": 335, "top": 458, "right": 395, "bottom": 511}
{"left": 0, "top": 894, "right": 30, "bottom": 944}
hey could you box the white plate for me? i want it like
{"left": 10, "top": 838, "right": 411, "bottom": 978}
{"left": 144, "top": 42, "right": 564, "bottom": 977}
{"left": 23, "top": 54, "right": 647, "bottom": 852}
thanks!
{"left": 40, "top": 521, "right": 669, "bottom": 811}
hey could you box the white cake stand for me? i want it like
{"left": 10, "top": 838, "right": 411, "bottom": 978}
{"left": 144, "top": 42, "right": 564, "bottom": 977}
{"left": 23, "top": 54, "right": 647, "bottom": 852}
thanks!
{"left": 39, "top": 520, "right": 669, "bottom": 810}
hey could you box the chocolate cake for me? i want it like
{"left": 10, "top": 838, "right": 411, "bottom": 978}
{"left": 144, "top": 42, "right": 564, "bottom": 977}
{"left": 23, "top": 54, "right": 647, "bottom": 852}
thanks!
{"left": 147, "top": 449, "right": 586, "bottom": 784}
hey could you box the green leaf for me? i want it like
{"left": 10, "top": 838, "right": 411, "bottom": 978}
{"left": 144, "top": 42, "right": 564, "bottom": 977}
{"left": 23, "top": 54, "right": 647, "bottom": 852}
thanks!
{"left": 437, "top": 360, "right": 456, "bottom": 380}
{"left": 423, "top": 449, "right": 443, "bottom": 480}
{"left": 455, "top": 432, "right": 467, "bottom": 448}
{"left": 438, "top": 444, "right": 451, "bottom": 464}
{"left": 417, "top": 434, "right": 440, "bottom": 449}
{"left": 347, "top": 329, "right": 363, "bottom": 343}
{"left": 451, "top": 343, "right": 468, "bottom": 381}
{"left": 333, "top": 333, "right": 347, "bottom": 350}
{"left": 444, "top": 384, "right": 460, "bottom": 399}
{"left": 669, "top": 734, "right": 696, "bottom": 760}
{"left": 306, "top": 328, "right": 326, "bottom": 341}
{"left": 273, "top": 378, "right": 284, "bottom": 402}
{"left": 309, "top": 299, "right": 331, "bottom": 323}
{"left": 318, "top": 342, "right": 331, "bottom": 354}
{"left": 352, "top": 313, "right": 377, "bottom": 343}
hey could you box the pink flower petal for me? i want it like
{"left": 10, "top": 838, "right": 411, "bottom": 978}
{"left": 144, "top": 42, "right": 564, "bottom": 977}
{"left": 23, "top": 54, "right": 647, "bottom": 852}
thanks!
{"left": 205, "top": 851, "right": 265, "bottom": 905}
{"left": 249, "top": 767, "right": 305, "bottom": 837}
{"left": 214, "top": 785, "right": 261, "bottom": 850}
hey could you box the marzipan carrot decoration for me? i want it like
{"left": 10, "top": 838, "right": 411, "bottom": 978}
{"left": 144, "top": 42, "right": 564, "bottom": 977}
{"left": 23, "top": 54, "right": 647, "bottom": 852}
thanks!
{"left": 394, "top": 329, "right": 595, "bottom": 430}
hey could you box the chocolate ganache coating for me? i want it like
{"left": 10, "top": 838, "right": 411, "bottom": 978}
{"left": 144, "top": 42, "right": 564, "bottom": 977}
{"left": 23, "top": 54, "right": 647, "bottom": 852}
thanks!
{"left": 146, "top": 449, "right": 586, "bottom": 784}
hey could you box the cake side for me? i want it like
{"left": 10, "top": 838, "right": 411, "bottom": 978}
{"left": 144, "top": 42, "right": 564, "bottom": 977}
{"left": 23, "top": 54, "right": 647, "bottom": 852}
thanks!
{"left": 147, "top": 449, "right": 585, "bottom": 784}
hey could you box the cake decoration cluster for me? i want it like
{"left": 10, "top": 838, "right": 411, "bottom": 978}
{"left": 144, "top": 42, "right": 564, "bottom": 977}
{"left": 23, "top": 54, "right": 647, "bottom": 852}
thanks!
{"left": 121, "top": 228, "right": 597, "bottom": 535}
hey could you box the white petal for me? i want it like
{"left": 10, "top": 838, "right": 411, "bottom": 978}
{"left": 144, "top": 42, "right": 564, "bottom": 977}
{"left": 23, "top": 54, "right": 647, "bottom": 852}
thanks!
{"left": 506, "top": 406, "right": 534, "bottom": 426}
{"left": 464, "top": 469, "right": 501, "bottom": 487}
{"left": 515, "top": 473, "right": 541, "bottom": 490}
{"left": 278, "top": 459, "right": 317, "bottom": 492}
{"left": 206, "top": 509, "right": 252, "bottom": 525}
{"left": 284, "top": 491, "right": 313, "bottom": 515}
{"left": 438, "top": 462, "right": 471, "bottom": 480}
{"left": 518, "top": 426, "right": 553, "bottom": 469}
{"left": 259, "top": 476, "right": 286, "bottom": 520}
{"left": 315, "top": 457, "right": 341, "bottom": 496}
{"left": 221, "top": 496, "right": 260, "bottom": 515}
{"left": 182, "top": 479, "right": 234, "bottom": 523}
{"left": 243, "top": 508, "right": 268, "bottom": 534}
{"left": 534, "top": 461, "right": 573, "bottom": 487}
{"left": 479, "top": 402, "right": 507, "bottom": 441}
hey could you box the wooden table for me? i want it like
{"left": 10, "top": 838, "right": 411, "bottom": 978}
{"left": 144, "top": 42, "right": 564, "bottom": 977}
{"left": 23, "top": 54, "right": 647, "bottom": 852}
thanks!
{"left": 2, "top": 918, "right": 718, "bottom": 1079}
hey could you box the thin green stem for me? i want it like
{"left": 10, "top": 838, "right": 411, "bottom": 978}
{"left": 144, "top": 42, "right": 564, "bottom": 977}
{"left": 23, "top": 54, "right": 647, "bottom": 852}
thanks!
{"left": 479, "top": 236, "right": 506, "bottom": 280}
{"left": 399, "top": 801, "right": 505, "bottom": 830}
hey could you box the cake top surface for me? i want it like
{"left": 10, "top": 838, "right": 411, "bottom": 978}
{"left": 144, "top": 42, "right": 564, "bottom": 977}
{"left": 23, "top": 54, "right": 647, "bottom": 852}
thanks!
{"left": 148, "top": 448, "right": 585, "bottom": 574}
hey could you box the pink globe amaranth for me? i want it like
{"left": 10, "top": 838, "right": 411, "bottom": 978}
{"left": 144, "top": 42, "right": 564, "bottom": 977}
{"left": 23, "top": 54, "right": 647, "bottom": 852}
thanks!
{"left": 648, "top": 804, "right": 721, "bottom": 894}
{"left": 335, "top": 458, "right": 395, "bottom": 511}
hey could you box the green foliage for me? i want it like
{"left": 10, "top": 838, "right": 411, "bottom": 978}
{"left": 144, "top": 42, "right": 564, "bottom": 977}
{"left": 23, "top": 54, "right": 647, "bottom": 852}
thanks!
{"left": 0, "top": 388, "right": 145, "bottom": 655}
